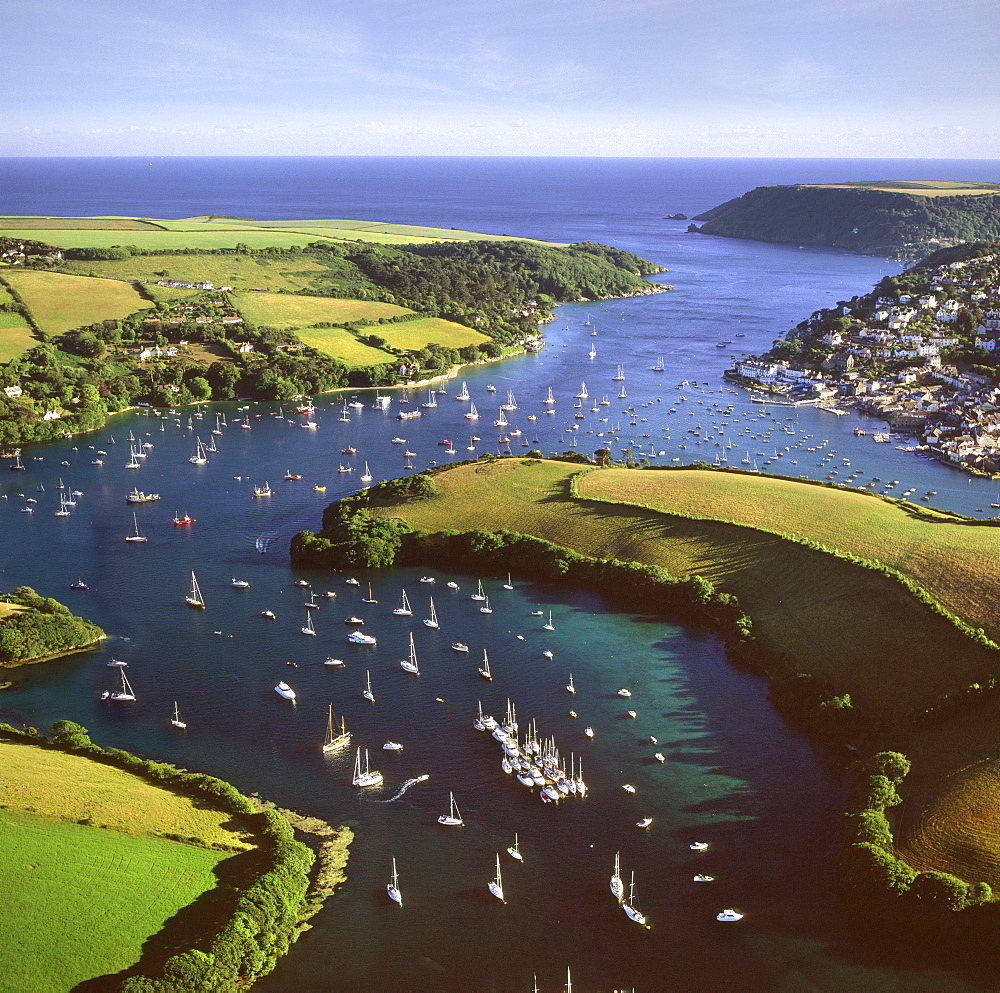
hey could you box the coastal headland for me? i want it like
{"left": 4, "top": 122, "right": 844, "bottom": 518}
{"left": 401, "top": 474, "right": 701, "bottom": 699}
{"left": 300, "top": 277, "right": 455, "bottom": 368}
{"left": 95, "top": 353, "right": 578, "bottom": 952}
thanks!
{"left": 690, "top": 180, "right": 1000, "bottom": 257}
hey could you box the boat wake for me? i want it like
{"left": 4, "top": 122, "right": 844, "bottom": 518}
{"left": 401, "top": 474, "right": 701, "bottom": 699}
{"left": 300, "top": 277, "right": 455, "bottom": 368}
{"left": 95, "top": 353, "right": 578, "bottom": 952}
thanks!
{"left": 375, "top": 774, "right": 430, "bottom": 803}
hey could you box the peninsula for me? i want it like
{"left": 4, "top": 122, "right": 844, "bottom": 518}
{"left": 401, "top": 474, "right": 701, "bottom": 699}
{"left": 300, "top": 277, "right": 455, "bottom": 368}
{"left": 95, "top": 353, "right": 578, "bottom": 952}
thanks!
{"left": 0, "top": 215, "right": 668, "bottom": 446}
{"left": 690, "top": 180, "right": 1000, "bottom": 258}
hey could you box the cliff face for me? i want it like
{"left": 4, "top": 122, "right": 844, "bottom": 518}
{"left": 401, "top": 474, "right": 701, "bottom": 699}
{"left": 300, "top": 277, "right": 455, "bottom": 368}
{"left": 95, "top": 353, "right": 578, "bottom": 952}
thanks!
{"left": 691, "top": 183, "right": 1000, "bottom": 258}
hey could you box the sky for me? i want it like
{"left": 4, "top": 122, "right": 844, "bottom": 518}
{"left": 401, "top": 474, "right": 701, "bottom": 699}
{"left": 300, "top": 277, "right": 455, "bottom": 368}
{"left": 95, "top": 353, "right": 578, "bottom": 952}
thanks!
{"left": 4, "top": 0, "right": 998, "bottom": 157}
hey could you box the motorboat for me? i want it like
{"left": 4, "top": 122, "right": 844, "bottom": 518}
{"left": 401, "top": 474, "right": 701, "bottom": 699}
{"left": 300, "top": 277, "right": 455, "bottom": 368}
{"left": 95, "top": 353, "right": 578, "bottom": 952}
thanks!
{"left": 274, "top": 681, "right": 296, "bottom": 701}
{"left": 716, "top": 909, "right": 744, "bottom": 922}
{"left": 622, "top": 784, "right": 635, "bottom": 793}
{"left": 230, "top": 577, "right": 250, "bottom": 588}
{"left": 617, "top": 688, "right": 632, "bottom": 698}
{"left": 694, "top": 874, "right": 715, "bottom": 883}
{"left": 348, "top": 630, "right": 376, "bottom": 645}
{"left": 383, "top": 741, "right": 404, "bottom": 751}
{"left": 451, "top": 642, "right": 469, "bottom": 653}
{"left": 636, "top": 817, "right": 653, "bottom": 829}
{"left": 690, "top": 841, "right": 709, "bottom": 851}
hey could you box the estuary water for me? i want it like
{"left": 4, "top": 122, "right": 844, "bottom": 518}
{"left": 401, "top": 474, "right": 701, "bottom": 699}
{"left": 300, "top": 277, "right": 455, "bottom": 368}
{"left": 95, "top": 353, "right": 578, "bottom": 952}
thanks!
{"left": 2, "top": 157, "right": 1000, "bottom": 992}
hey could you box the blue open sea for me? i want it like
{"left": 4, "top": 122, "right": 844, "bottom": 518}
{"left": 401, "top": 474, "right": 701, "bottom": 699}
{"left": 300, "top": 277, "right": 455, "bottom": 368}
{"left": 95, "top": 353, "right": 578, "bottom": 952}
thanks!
{"left": 2, "top": 157, "right": 1000, "bottom": 992}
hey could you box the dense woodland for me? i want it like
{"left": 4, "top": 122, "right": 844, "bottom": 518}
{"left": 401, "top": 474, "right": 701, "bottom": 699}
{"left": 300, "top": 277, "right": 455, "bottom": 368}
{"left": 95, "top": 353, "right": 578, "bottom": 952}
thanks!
{"left": 0, "top": 238, "right": 663, "bottom": 445}
{"left": 0, "top": 586, "right": 105, "bottom": 665}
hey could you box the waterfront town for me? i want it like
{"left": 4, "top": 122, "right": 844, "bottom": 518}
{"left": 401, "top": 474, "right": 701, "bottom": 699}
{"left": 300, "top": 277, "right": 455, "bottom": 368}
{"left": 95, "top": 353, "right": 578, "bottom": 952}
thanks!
{"left": 726, "top": 246, "right": 1000, "bottom": 478}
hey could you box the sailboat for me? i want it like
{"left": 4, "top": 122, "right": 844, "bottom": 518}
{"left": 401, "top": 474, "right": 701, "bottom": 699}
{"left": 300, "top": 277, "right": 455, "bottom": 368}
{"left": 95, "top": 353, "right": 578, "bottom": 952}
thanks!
{"left": 360, "top": 462, "right": 373, "bottom": 482}
{"left": 185, "top": 571, "right": 205, "bottom": 608}
{"left": 352, "top": 747, "right": 383, "bottom": 787}
{"left": 456, "top": 381, "right": 470, "bottom": 401}
{"left": 422, "top": 597, "right": 439, "bottom": 629}
{"left": 387, "top": 858, "right": 403, "bottom": 905}
{"left": 437, "top": 792, "right": 463, "bottom": 826}
{"left": 302, "top": 611, "right": 317, "bottom": 636}
{"left": 400, "top": 633, "right": 420, "bottom": 675}
{"left": 479, "top": 595, "right": 492, "bottom": 615}
{"left": 101, "top": 669, "right": 136, "bottom": 701}
{"left": 465, "top": 401, "right": 479, "bottom": 420}
{"left": 501, "top": 390, "right": 517, "bottom": 411}
{"left": 470, "top": 580, "right": 486, "bottom": 602}
{"left": 589, "top": 342, "right": 597, "bottom": 359}
{"left": 494, "top": 407, "right": 509, "bottom": 428}
{"left": 125, "top": 513, "right": 147, "bottom": 543}
{"left": 322, "top": 706, "right": 351, "bottom": 752}
{"left": 623, "top": 871, "right": 647, "bottom": 925}
{"left": 188, "top": 438, "right": 208, "bottom": 464}
{"left": 652, "top": 355, "right": 665, "bottom": 372}
{"left": 392, "top": 589, "right": 413, "bottom": 616}
{"left": 488, "top": 853, "right": 505, "bottom": 903}
{"left": 613, "top": 364, "right": 625, "bottom": 381}
{"left": 507, "top": 833, "right": 523, "bottom": 861}
{"left": 542, "top": 387, "right": 556, "bottom": 405}
{"left": 170, "top": 702, "right": 187, "bottom": 728}
{"left": 611, "top": 852, "right": 625, "bottom": 902}
{"left": 575, "top": 382, "right": 589, "bottom": 399}
{"left": 542, "top": 611, "right": 555, "bottom": 631}
{"left": 478, "top": 649, "right": 493, "bottom": 680}
{"left": 362, "top": 584, "right": 378, "bottom": 604}
{"left": 363, "top": 670, "right": 375, "bottom": 702}
{"left": 566, "top": 674, "right": 576, "bottom": 694}
{"left": 503, "top": 572, "right": 514, "bottom": 590}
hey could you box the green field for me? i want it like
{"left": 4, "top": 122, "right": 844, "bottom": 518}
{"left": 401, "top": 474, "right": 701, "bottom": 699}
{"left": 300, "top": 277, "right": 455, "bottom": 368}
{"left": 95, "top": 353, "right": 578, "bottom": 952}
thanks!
{"left": 3, "top": 270, "right": 152, "bottom": 335}
{"left": 0, "top": 811, "right": 227, "bottom": 993}
{"left": 0, "top": 739, "right": 255, "bottom": 846}
{"left": 232, "top": 291, "right": 410, "bottom": 328}
{"left": 0, "top": 739, "right": 253, "bottom": 992}
{"left": 1, "top": 214, "right": 559, "bottom": 252}
{"left": 0, "top": 313, "right": 36, "bottom": 362}
{"left": 372, "top": 461, "right": 1000, "bottom": 722}
{"left": 575, "top": 468, "right": 1000, "bottom": 643}
{"left": 59, "top": 253, "right": 366, "bottom": 295}
{"left": 372, "top": 317, "right": 490, "bottom": 350}
{"left": 807, "top": 180, "right": 1000, "bottom": 196}
{"left": 294, "top": 327, "right": 398, "bottom": 366}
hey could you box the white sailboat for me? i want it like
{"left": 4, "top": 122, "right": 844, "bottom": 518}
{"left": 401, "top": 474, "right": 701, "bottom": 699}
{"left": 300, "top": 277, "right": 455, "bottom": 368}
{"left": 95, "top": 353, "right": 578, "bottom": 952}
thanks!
{"left": 589, "top": 342, "right": 597, "bottom": 359}
{"left": 101, "top": 669, "right": 136, "bottom": 701}
{"left": 507, "top": 833, "right": 523, "bottom": 861}
{"left": 352, "top": 747, "right": 383, "bottom": 787}
{"left": 575, "top": 381, "right": 589, "bottom": 398}
{"left": 185, "top": 570, "right": 205, "bottom": 608}
{"left": 188, "top": 438, "right": 208, "bottom": 464}
{"left": 400, "top": 633, "right": 420, "bottom": 675}
{"left": 387, "top": 858, "right": 403, "bottom": 905}
{"left": 488, "top": 853, "right": 505, "bottom": 903}
{"left": 611, "top": 851, "right": 625, "bottom": 902}
{"left": 542, "top": 386, "right": 556, "bottom": 405}
{"left": 124, "top": 513, "right": 147, "bottom": 543}
{"left": 613, "top": 363, "right": 625, "bottom": 381}
{"left": 652, "top": 355, "right": 665, "bottom": 372}
{"left": 456, "top": 381, "right": 470, "bottom": 401}
{"left": 437, "top": 791, "right": 463, "bottom": 826}
{"left": 478, "top": 649, "right": 493, "bottom": 680}
{"left": 362, "top": 584, "right": 378, "bottom": 604}
{"left": 623, "top": 871, "right": 646, "bottom": 925}
{"left": 392, "top": 589, "right": 413, "bottom": 616}
{"left": 422, "top": 597, "right": 439, "bottom": 629}
{"left": 363, "top": 670, "right": 375, "bottom": 701}
{"left": 494, "top": 407, "right": 508, "bottom": 428}
{"left": 465, "top": 401, "right": 479, "bottom": 420}
{"left": 479, "top": 595, "right": 492, "bottom": 614}
{"left": 542, "top": 611, "right": 554, "bottom": 631}
{"left": 170, "top": 702, "right": 187, "bottom": 728}
{"left": 322, "top": 706, "right": 351, "bottom": 752}
{"left": 566, "top": 674, "right": 576, "bottom": 694}
{"left": 360, "top": 462, "right": 373, "bottom": 482}
{"left": 470, "top": 580, "right": 486, "bottom": 601}
{"left": 501, "top": 390, "right": 518, "bottom": 411}
{"left": 503, "top": 572, "right": 514, "bottom": 590}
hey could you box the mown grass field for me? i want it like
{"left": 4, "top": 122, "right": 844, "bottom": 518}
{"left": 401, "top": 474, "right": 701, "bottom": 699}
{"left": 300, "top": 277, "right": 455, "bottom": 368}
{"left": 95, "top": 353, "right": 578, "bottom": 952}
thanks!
{"left": 0, "top": 313, "right": 36, "bottom": 362}
{"left": 0, "top": 739, "right": 255, "bottom": 847}
{"left": 3, "top": 270, "right": 152, "bottom": 335}
{"left": 0, "top": 810, "right": 226, "bottom": 993}
{"left": 576, "top": 468, "right": 1000, "bottom": 644}
{"left": 373, "top": 317, "right": 490, "bottom": 350}
{"left": 231, "top": 291, "right": 409, "bottom": 328}
{"left": 373, "top": 460, "right": 1000, "bottom": 722}
{"left": 294, "top": 327, "right": 398, "bottom": 366}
